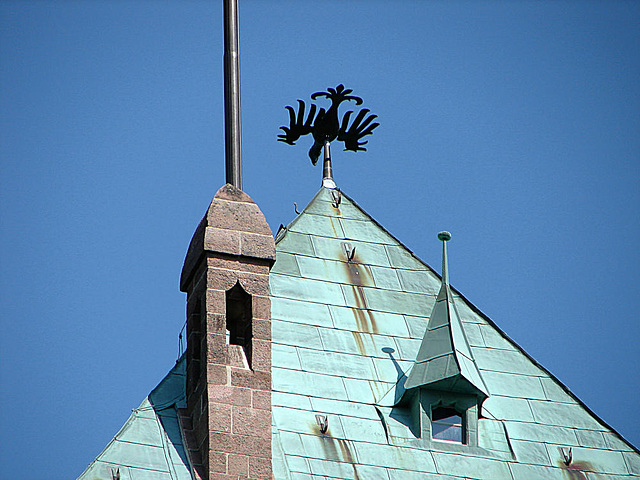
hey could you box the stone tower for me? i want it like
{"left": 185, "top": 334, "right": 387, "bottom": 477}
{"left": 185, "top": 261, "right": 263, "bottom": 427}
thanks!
{"left": 179, "top": 183, "right": 275, "bottom": 480}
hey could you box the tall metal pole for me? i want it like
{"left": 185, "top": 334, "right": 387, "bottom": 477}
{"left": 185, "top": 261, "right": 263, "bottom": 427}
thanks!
{"left": 223, "top": 0, "right": 242, "bottom": 189}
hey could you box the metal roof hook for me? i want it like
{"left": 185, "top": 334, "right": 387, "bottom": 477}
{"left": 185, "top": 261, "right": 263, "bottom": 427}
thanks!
{"left": 342, "top": 242, "right": 356, "bottom": 261}
{"left": 315, "top": 414, "right": 328, "bottom": 434}
{"left": 294, "top": 202, "right": 300, "bottom": 215}
{"left": 111, "top": 467, "right": 120, "bottom": 480}
{"left": 559, "top": 447, "right": 572, "bottom": 466}
{"left": 331, "top": 190, "right": 342, "bottom": 208}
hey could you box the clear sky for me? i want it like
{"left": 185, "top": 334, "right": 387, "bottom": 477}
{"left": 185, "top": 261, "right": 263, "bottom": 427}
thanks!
{"left": 1, "top": 1, "right": 638, "bottom": 478}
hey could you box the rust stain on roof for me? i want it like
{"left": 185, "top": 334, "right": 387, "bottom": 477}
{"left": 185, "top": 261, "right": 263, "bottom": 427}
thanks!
{"left": 341, "top": 253, "right": 378, "bottom": 353}
{"left": 558, "top": 460, "right": 598, "bottom": 480}
{"left": 314, "top": 424, "right": 360, "bottom": 480}
{"left": 350, "top": 285, "right": 378, "bottom": 334}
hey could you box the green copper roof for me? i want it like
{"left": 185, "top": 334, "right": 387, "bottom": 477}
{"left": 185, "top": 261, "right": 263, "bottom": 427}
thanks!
{"left": 404, "top": 235, "right": 488, "bottom": 398}
{"left": 77, "top": 357, "right": 193, "bottom": 480}
{"left": 270, "top": 186, "right": 639, "bottom": 480}
{"left": 83, "top": 185, "right": 640, "bottom": 480}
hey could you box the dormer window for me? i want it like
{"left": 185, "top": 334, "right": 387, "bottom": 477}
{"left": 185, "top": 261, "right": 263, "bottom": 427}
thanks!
{"left": 418, "top": 391, "right": 480, "bottom": 448}
{"left": 432, "top": 406, "right": 464, "bottom": 443}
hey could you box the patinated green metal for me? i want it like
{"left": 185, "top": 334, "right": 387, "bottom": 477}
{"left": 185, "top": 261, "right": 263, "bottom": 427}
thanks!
{"left": 404, "top": 231, "right": 488, "bottom": 397}
{"left": 269, "top": 186, "right": 639, "bottom": 479}
{"left": 81, "top": 186, "right": 640, "bottom": 479}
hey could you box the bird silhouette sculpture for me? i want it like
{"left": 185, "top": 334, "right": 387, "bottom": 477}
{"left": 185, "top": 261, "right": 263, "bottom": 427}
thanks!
{"left": 278, "top": 84, "right": 379, "bottom": 164}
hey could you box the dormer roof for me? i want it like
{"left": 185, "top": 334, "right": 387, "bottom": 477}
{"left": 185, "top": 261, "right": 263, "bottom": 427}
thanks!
{"left": 404, "top": 233, "right": 488, "bottom": 398}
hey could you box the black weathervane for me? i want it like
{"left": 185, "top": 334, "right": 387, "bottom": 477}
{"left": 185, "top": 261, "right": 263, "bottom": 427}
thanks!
{"left": 278, "top": 84, "right": 380, "bottom": 166}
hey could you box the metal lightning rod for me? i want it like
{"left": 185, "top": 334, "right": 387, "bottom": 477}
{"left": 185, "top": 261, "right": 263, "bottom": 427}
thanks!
{"left": 223, "top": 0, "right": 242, "bottom": 189}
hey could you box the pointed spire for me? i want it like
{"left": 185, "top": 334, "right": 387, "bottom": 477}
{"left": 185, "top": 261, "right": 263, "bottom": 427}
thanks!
{"left": 322, "top": 141, "right": 337, "bottom": 189}
{"left": 403, "top": 231, "right": 488, "bottom": 398}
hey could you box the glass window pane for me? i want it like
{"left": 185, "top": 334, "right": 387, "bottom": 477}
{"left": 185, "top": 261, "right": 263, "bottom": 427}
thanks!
{"left": 432, "top": 407, "right": 463, "bottom": 443}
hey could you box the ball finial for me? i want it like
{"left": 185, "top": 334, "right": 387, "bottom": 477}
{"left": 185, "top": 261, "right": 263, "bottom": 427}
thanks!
{"left": 438, "top": 231, "right": 451, "bottom": 242}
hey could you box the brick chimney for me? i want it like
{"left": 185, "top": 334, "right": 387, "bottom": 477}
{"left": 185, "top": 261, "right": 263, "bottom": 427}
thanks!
{"left": 179, "top": 184, "right": 275, "bottom": 480}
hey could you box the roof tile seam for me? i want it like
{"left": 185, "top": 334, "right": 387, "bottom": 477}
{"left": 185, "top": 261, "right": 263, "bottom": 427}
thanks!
{"left": 477, "top": 369, "right": 553, "bottom": 381}
{"left": 501, "top": 418, "right": 608, "bottom": 431}
{"left": 315, "top": 343, "right": 413, "bottom": 362}
{"left": 273, "top": 405, "right": 387, "bottom": 423}
{"left": 274, "top": 368, "right": 396, "bottom": 386}
{"left": 271, "top": 293, "right": 434, "bottom": 318}
{"left": 276, "top": 251, "right": 432, "bottom": 273}
{"left": 274, "top": 326, "right": 408, "bottom": 344}
{"left": 272, "top": 388, "right": 392, "bottom": 405}
{"left": 110, "top": 438, "right": 180, "bottom": 449}
{"left": 476, "top": 367, "right": 547, "bottom": 378}
{"left": 270, "top": 272, "right": 438, "bottom": 296}
{"left": 93, "top": 460, "right": 178, "bottom": 474}
{"left": 276, "top": 250, "right": 431, "bottom": 272}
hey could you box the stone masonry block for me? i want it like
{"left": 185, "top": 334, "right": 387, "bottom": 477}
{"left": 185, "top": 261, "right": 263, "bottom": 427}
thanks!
{"left": 228, "top": 344, "right": 250, "bottom": 369}
{"left": 252, "top": 295, "right": 271, "bottom": 320}
{"left": 208, "top": 403, "right": 232, "bottom": 434}
{"left": 206, "top": 289, "right": 227, "bottom": 316}
{"left": 208, "top": 474, "right": 239, "bottom": 480}
{"left": 252, "top": 319, "right": 271, "bottom": 341}
{"left": 206, "top": 333, "right": 228, "bottom": 365}
{"left": 208, "top": 384, "right": 252, "bottom": 407}
{"left": 252, "top": 390, "right": 271, "bottom": 411}
{"left": 236, "top": 271, "right": 270, "bottom": 297}
{"left": 248, "top": 456, "right": 272, "bottom": 479}
{"left": 206, "top": 313, "right": 226, "bottom": 333}
{"left": 240, "top": 232, "right": 276, "bottom": 261}
{"left": 209, "top": 451, "right": 227, "bottom": 474}
{"left": 227, "top": 454, "right": 249, "bottom": 476}
{"left": 207, "top": 364, "right": 228, "bottom": 386}
{"left": 230, "top": 368, "right": 271, "bottom": 391}
{"left": 251, "top": 339, "right": 271, "bottom": 371}
{"left": 210, "top": 432, "right": 271, "bottom": 458}
{"left": 187, "top": 264, "right": 207, "bottom": 298}
{"left": 208, "top": 472, "right": 239, "bottom": 480}
{"left": 204, "top": 227, "right": 241, "bottom": 256}
{"left": 213, "top": 184, "right": 254, "bottom": 203}
{"left": 209, "top": 199, "right": 273, "bottom": 236}
{"left": 207, "top": 255, "right": 271, "bottom": 275}
{"left": 206, "top": 267, "right": 269, "bottom": 298}
{"left": 232, "top": 406, "right": 271, "bottom": 438}
{"left": 206, "top": 267, "right": 241, "bottom": 292}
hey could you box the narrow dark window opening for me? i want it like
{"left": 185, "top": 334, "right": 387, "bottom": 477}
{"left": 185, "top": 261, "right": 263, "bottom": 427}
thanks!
{"left": 226, "top": 282, "right": 253, "bottom": 368}
{"left": 432, "top": 407, "right": 464, "bottom": 443}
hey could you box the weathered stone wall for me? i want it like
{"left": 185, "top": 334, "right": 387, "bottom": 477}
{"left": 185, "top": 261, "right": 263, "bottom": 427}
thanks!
{"left": 180, "top": 184, "right": 275, "bottom": 480}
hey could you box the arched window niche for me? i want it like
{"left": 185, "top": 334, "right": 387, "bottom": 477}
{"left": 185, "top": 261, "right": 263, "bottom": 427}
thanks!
{"left": 225, "top": 281, "right": 253, "bottom": 369}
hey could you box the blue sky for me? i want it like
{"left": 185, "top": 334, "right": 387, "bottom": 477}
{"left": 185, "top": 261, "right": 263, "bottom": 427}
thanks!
{"left": 1, "top": 1, "right": 638, "bottom": 478}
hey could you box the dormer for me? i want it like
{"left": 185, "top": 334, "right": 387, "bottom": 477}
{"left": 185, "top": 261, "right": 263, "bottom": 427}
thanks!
{"left": 401, "top": 231, "right": 488, "bottom": 447}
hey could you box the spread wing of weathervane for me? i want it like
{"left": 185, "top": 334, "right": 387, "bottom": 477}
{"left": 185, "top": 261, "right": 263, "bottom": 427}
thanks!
{"left": 278, "top": 84, "right": 380, "bottom": 165}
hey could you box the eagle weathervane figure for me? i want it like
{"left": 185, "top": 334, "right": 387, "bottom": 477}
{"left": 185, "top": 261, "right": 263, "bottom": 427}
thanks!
{"left": 278, "top": 84, "right": 379, "bottom": 187}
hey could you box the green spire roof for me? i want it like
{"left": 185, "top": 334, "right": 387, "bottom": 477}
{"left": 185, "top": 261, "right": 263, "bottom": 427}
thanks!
{"left": 404, "top": 232, "right": 488, "bottom": 398}
{"left": 269, "top": 186, "right": 639, "bottom": 479}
